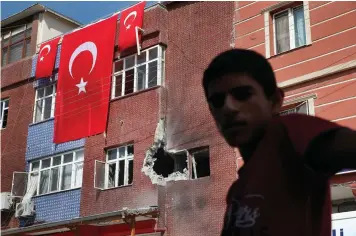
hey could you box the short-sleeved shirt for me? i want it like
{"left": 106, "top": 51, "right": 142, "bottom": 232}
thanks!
{"left": 221, "top": 114, "right": 341, "bottom": 236}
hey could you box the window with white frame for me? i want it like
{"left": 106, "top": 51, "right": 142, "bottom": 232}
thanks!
{"left": 1, "top": 23, "right": 32, "bottom": 66}
{"left": 274, "top": 5, "right": 306, "bottom": 54}
{"left": 29, "top": 149, "right": 84, "bottom": 196}
{"left": 112, "top": 45, "right": 165, "bottom": 98}
{"left": 1, "top": 99, "right": 9, "bottom": 129}
{"left": 34, "top": 84, "right": 56, "bottom": 123}
{"left": 105, "top": 144, "right": 134, "bottom": 188}
{"left": 280, "top": 100, "right": 309, "bottom": 116}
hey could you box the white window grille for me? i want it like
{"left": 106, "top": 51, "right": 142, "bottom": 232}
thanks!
{"left": 95, "top": 144, "right": 134, "bottom": 190}
{"left": 273, "top": 5, "right": 306, "bottom": 54}
{"left": 112, "top": 45, "right": 165, "bottom": 98}
{"left": 28, "top": 149, "right": 84, "bottom": 196}
{"left": 33, "top": 84, "right": 56, "bottom": 123}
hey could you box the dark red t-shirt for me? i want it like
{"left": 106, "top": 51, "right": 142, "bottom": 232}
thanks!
{"left": 221, "top": 114, "right": 341, "bottom": 236}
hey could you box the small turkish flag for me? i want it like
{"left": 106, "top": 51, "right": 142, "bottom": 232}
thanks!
{"left": 118, "top": 1, "right": 146, "bottom": 52}
{"left": 35, "top": 37, "right": 60, "bottom": 79}
{"left": 54, "top": 14, "right": 118, "bottom": 144}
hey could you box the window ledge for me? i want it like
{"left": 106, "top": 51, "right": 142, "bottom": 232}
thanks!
{"left": 1, "top": 55, "right": 33, "bottom": 69}
{"left": 29, "top": 117, "right": 54, "bottom": 127}
{"left": 110, "top": 85, "right": 161, "bottom": 102}
{"left": 270, "top": 44, "right": 312, "bottom": 59}
{"left": 99, "top": 184, "right": 133, "bottom": 191}
{"left": 33, "top": 187, "right": 81, "bottom": 198}
{"left": 191, "top": 176, "right": 211, "bottom": 181}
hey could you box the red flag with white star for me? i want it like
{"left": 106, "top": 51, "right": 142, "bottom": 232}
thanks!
{"left": 54, "top": 14, "right": 118, "bottom": 143}
{"left": 118, "top": 1, "right": 146, "bottom": 52}
{"left": 35, "top": 37, "right": 60, "bottom": 79}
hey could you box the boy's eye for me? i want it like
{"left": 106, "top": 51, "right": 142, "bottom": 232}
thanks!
{"left": 208, "top": 93, "right": 226, "bottom": 108}
{"left": 230, "top": 87, "right": 252, "bottom": 101}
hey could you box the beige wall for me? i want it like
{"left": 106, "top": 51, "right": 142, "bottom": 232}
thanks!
{"left": 37, "top": 11, "right": 78, "bottom": 47}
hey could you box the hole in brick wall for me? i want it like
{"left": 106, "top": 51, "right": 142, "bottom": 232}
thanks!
{"left": 153, "top": 148, "right": 188, "bottom": 177}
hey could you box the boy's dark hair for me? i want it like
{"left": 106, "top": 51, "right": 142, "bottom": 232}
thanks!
{"left": 203, "top": 49, "right": 277, "bottom": 98}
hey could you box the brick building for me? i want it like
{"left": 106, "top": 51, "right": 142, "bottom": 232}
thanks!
{"left": 1, "top": 1, "right": 355, "bottom": 236}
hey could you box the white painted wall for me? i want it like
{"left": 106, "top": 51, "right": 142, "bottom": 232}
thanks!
{"left": 332, "top": 211, "right": 356, "bottom": 236}
{"left": 36, "top": 11, "right": 78, "bottom": 48}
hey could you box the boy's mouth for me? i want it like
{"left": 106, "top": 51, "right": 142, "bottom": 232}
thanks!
{"left": 223, "top": 121, "right": 248, "bottom": 133}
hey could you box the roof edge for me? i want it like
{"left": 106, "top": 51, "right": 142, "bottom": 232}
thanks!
{"left": 1, "top": 3, "right": 81, "bottom": 28}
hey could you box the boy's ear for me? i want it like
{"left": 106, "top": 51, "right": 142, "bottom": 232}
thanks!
{"left": 271, "top": 88, "right": 284, "bottom": 115}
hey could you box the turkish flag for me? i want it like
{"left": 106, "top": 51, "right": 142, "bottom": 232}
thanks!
{"left": 118, "top": 1, "right": 146, "bottom": 52}
{"left": 54, "top": 14, "right": 118, "bottom": 144}
{"left": 35, "top": 37, "right": 60, "bottom": 79}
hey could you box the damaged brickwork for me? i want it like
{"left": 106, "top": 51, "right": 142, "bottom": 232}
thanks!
{"left": 142, "top": 118, "right": 189, "bottom": 186}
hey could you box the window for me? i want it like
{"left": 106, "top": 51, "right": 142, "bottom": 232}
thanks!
{"left": 191, "top": 149, "right": 210, "bottom": 179}
{"left": 29, "top": 149, "right": 84, "bottom": 196}
{"left": 280, "top": 100, "right": 309, "bottom": 115}
{"left": 152, "top": 147, "right": 210, "bottom": 180}
{"left": 34, "top": 84, "right": 56, "bottom": 123}
{"left": 1, "top": 99, "right": 9, "bottom": 129}
{"left": 105, "top": 144, "right": 134, "bottom": 188}
{"left": 112, "top": 45, "right": 165, "bottom": 98}
{"left": 1, "top": 23, "right": 32, "bottom": 66}
{"left": 274, "top": 5, "right": 306, "bottom": 54}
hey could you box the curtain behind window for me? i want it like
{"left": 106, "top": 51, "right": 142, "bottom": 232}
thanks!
{"left": 294, "top": 7, "right": 306, "bottom": 47}
{"left": 275, "top": 12, "right": 290, "bottom": 53}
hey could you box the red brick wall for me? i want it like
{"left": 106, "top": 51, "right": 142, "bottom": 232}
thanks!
{"left": 1, "top": 53, "right": 35, "bottom": 194}
{"left": 80, "top": 4, "right": 169, "bottom": 217}
{"left": 162, "top": 2, "right": 236, "bottom": 235}
{"left": 0, "top": 14, "right": 38, "bottom": 228}
{"left": 80, "top": 87, "right": 161, "bottom": 216}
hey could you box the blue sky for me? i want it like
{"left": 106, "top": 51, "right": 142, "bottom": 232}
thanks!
{"left": 1, "top": 1, "right": 157, "bottom": 25}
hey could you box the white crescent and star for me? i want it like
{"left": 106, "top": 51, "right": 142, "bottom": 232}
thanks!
{"left": 39, "top": 45, "right": 51, "bottom": 62}
{"left": 68, "top": 42, "right": 97, "bottom": 95}
{"left": 124, "top": 11, "right": 137, "bottom": 30}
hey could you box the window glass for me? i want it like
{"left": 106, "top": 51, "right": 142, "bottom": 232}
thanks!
{"left": 53, "top": 156, "right": 61, "bottom": 166}
{"left": 149, "top": 47, "right": 158, "bottom": 60}
{"left": 293, "top": 7, "right": 306, "bottom": 47}
{"left": 76, "top": 150, "right": 84, "bottom": 161}
{"left": 125, "top": 56, "right": 135, "bottom": 68}
{"left": 39, "top": 170, "right": 50, "bottom": 194}
{"left": 61, "top": 164, "right": 72, "bottom": 190}
{"left": 41, "top": 159, "right": 51, "bottom": 168}
{"left": 9, "top": 42, "right": 23, "bottom": 63}
{"left": 275, "top": 11, "right": 290, "bottom": 53}
{"left": 50, "top": 167, "right": 60, "bottom": 191}
{"left": 108, "top": 149, "right": 117, "bottom": 161}
{"left": 64, "top": 153, "right": 73, "bottom": 163}
{"left": 108, "top": 163, "right": 116, "bottom": 188}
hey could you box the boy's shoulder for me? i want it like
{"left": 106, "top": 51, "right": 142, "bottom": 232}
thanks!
{"left": 272, "top": 114, "right": 341, "bottom": 155}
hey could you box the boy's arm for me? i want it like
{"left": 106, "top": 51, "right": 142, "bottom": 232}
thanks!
{"left": 305, "top": 127, "right": 356, "bottom": 175}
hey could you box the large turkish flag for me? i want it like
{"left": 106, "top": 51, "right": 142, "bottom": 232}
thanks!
{"left": 54, "top": 14, "right": 118, "bottom": 143}
{"left": 35, "top": 37, "right": 60, "bottom": 79}
{"left": 118, "top": 1, "right": 146, "bottom": 52}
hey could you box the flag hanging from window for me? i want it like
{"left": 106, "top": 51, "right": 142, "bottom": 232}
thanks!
{"left": 54, "top": 14, "right": 118, "bottom": 144}
{"left": 35, "top": 37, "right": 61, "bottom": 79}
{"left": 118, "top": 1, "right": 146, "bottom": 52}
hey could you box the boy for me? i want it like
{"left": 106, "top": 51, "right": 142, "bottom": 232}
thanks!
{"left": 202, "top": 49, "right": 356, "bottom": 236}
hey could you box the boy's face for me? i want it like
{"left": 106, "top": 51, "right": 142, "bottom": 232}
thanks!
{"left": 207, "top": 73, "right": 283, "bottom": 147}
